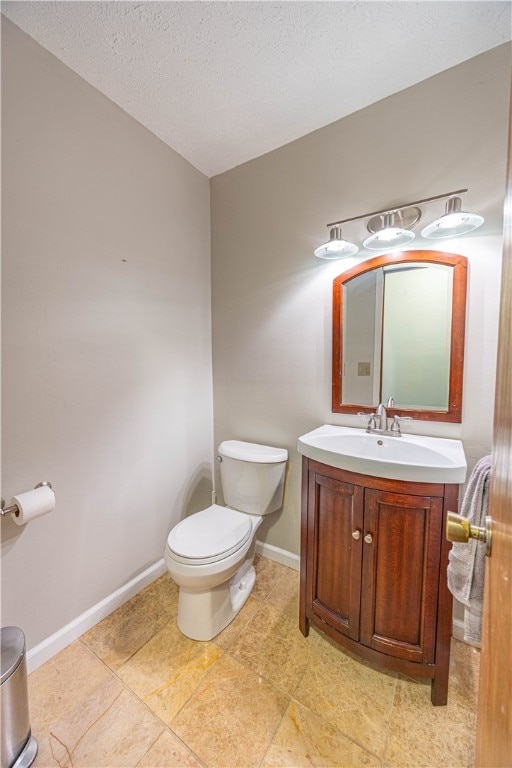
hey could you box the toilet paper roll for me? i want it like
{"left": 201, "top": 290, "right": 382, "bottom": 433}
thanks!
{"left": 11, "top": 486, "right": 55, "bottom": 525}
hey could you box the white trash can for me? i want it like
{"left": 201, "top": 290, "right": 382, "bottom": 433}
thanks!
{"left": 0, "top": 627, "right": 37, "bottom": 768}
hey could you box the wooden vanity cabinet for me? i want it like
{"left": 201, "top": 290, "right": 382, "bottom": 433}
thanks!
{"left": 299, "top": 457, "right": 459, "bottom": 705}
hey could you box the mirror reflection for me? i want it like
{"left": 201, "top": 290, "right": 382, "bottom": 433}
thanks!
{"left": 332, "top": 251, "right": 467, "bottom": 422}
{"left": 343, "top": 263, "right": 453, "bottom": 409}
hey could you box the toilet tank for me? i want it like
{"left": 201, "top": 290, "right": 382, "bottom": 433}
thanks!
{"left": 218, "top": 440, "right": 288, "bottom": 516}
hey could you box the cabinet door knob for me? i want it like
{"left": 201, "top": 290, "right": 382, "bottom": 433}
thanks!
{"left": 364, "top": 533, "right": 373, "bottom": 544}
{"left": 352, "top": 530, "right": 361, "bottom": 540}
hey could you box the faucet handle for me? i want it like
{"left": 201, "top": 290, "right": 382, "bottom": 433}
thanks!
{"left": 390, "top": 415, "right": 413, "bottom": 435}
{"left": 390, "top": 417, "right": 401, "bottom": 435}
{"left": 357, "top": 412, "right": 377, "bottom": 432}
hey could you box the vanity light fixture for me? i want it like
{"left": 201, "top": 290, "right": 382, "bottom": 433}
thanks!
{"left": 313, "top": 226, "right": 359, "bottom": 259}
{"left": 421, "top": 196, "right": 484, "bottom": 239}
{"left": 315, "top": 188, "right": 484, "bottom": 259}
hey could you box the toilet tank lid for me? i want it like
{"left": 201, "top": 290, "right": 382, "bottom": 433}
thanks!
{"left": 219, "top": 440, "right": 288, "bottom": 463}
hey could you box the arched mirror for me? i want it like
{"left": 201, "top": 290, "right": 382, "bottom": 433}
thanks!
{"left": 332, "top": 250, "right": 467, "bottom": 422}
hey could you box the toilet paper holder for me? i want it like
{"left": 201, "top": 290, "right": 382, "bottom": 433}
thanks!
{"left": 1, "top": 481, "right": 53, "bottom": 518}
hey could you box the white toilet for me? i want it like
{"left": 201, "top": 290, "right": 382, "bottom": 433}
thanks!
{"left": 165, "top": 440, "right": 288, "bottom": 641}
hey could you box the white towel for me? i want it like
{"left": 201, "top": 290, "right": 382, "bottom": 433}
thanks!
{"left": 447, "top": 454, "right": 491, "bottom": 644}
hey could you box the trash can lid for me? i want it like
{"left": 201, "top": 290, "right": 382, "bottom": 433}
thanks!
{"left": 1, "top": 626, "right": 26, "bottom": 685}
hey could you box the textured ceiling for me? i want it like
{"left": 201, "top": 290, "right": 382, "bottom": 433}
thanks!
{"left": 2, "top": 1, "right": 511, "bottom": 177}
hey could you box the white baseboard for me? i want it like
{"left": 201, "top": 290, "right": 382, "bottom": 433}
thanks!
{"left": 452, "top": 617, "right": 465, "bottom": 642}
{"left": 256, "top": 540, "right": 300, "bottom": 571}
{"left": 452, "top": 617, "right": 481, "bottom": 648}
{"left": 27, "top": 559, "right": 166, "bottom": 673}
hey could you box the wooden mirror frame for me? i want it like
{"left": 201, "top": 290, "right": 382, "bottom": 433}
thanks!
{"left": 332, "top": 250, "right": 468, "bottom": 422}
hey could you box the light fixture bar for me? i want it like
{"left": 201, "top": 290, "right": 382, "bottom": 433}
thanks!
{"left": 326, "top": 188, "right": 468, "bottom": 228}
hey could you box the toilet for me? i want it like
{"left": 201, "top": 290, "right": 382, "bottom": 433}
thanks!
{"left": 165, "top": 440, "right": 288, "bottom": 641}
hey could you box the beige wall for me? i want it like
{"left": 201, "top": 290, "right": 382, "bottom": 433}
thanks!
{"left": 1, "top": 19, "right": 213, "bottom": 648}
{"left": 211, "top": 44, "right": 510, "bottom": 556}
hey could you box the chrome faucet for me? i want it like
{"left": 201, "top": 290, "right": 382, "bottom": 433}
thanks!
{"left": 374, "top": 402, "right": 388, "bottom": 431}
{"left": 359, "top": 402, "right": 388, "bottom": 434}
{"left": 359, "top": 396, "right": 412, "bottom": 436}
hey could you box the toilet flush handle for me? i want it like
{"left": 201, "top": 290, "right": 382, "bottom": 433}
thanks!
{"left": 216, "top": 455, "right": 223, "bottom": 462}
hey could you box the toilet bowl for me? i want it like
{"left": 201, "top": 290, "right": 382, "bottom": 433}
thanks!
{"left": 165, "top": 440, "right": 287, "bottom": 641}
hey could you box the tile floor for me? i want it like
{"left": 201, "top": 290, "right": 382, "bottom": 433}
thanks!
{"left": 29, "top": 556, "right": 480, "bottom": 768}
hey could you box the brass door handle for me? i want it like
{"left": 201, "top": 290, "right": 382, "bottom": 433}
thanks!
{"left": 446, "top": 511, "right": 492, "bottom": 557}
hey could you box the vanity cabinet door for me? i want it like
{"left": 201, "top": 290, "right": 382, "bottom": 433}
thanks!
{"left": 306, "top": 469, "right": 364, "bottom": 641}
{"left": 359, "top": 489, "right": 443, "bottom": 663}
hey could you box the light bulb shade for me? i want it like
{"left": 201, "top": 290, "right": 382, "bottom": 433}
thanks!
{"left": 314, "top": 226, "right": 359, "bottom": 259}
{"left": 363, "top": 228, "right": 415, "bottom": 251}
{"left": 421, "top": 197, "right": 484, "bottom": 239}
{"left": 363, "top": 212, "right": 415, "bottom": 251}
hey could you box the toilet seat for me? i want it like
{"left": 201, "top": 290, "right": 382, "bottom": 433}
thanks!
{"left": 167, "top": 504, "right": 253, "bottom": 565}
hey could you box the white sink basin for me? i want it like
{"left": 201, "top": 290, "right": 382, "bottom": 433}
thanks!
{"left": 297, "top": 425, "right": 467, "bottom": 483}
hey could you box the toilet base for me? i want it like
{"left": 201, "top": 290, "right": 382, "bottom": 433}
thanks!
{"left": 177, "top": 562, "right": 256, "bottom": 641}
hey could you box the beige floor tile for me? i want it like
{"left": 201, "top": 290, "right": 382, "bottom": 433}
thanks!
{"left": 228, "top": 602, "right": 312, "bottom": 694}
{"left": 137, "top": 728, "right": 202, "bottom": 767}
{"left": 252, "top": 555, "right": 292, "bottom": 601}
{"left": 49, "top": 685, "right": 163, "bottom": 767}
{"left": 399, "top": 638, "right": 481, "bottom": 711}
{"left": 82, "top": 574, "right": 179, "bottom": 669}
{"left": 214, "top": 594, "right": 264, "bottom": 649}
{"left": 266, "top": 566, "right": 300, "bottom": 620}
{"left": 294, "top": 630, "right": 396, "bottom": 758}
{"left": 117, "top": 619, "right": 223, "bottom": 725}
{"left": 385, "top": 675, "right": 476, "bottom": 767}
{"left": 172, "top": 654, "right": 289, "bottom": 768}
{"left": 47, "top": 676, "right": 125, "bottom": 766}
{"left": 28, "top": 641, "right": 113, "bottom": 735}
{"left": 448, "top": 638, "right": 480, "bottom": 711}
{"left": 33, "top": 734, "right": 61, "bottom": 767}
{"left": 261, "top": 700, "right": 381, "bottom": 767}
